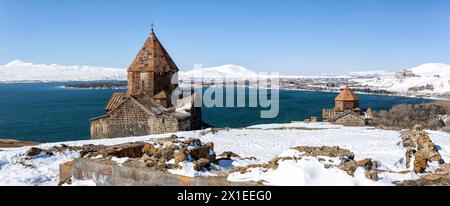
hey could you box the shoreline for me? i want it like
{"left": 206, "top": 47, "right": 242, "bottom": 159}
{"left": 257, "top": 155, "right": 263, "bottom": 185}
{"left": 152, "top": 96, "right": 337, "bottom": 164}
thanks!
{"left": 0, "top": 139, "right": 40, "bottom": 148}
{"left": 1, "top": 81, "right": 447, "bottom": 101}
{"left": 60, "top": 82, "right": 448, "bottom": 101}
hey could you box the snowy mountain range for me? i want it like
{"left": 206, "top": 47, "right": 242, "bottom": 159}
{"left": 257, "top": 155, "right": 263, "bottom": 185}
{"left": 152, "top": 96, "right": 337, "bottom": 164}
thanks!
{"left": 178, "top": 64, "right": 259, "bottom": 80}
{"left": 0, "top": 60, "right": 127, "bottom": 83}
{"left": 1, "top": 60, "right": 449, "bottom": 95}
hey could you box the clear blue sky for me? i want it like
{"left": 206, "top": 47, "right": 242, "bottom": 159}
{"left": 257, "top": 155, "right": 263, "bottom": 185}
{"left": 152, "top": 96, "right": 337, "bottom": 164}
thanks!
{"left": 1, "top": 0, "right": 449, "bottom": 75}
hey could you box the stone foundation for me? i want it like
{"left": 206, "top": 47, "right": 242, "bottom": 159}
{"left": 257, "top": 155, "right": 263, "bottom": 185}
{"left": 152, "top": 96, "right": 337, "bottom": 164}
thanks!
{"left": 71, "top": 158, "right": 257, "bottom": 186}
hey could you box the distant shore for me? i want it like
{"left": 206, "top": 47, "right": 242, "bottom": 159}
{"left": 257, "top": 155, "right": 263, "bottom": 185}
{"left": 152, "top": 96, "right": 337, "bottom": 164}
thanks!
{"left": 0, "top": 139, "right": 39, "bottom": 148}
{"left": 61, "top": 81, "right": 449, "bottom": 101}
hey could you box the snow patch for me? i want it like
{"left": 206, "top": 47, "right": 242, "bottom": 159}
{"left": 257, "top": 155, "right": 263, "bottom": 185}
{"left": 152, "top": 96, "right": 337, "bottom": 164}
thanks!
{"left": 167, "top": 161, "right": 216, "bottom": 177}
{"left": 111, "top": 157, "right": 132, "bottom": 165}
{"left": 227, "top": 157, "right": 384, "bottom": 186}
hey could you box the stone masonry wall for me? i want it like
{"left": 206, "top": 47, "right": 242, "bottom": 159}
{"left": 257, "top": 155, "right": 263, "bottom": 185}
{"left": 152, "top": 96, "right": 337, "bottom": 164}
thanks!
{"left": 335, "top": 113, "right": 365, "bottom": 126}
{"left": 91, "top": 99, "right": 181, "bottom": 139}
{"left": 127, "top": 71, "right": 155, "bottom": 96}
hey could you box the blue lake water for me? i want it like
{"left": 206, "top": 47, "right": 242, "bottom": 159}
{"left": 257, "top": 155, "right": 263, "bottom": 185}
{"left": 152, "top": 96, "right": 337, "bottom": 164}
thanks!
{"left": 0, "top": 83, "right": 432, "bottom": 143}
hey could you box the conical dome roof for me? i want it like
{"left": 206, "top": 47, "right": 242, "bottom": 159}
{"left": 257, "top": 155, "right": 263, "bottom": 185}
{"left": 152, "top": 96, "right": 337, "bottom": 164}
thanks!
{"left": 128, "top": 31, "right": 179, "bottom": 73}
{"left": 335, "top": 85, "right": 359, "bottom": 101}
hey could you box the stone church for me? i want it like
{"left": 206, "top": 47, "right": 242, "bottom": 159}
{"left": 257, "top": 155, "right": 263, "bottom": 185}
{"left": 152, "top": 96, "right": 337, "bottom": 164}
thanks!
{"left": 322, "top": 85, "right": 373, "bottom": 126}
{"left": 90, "top": 29, "right": 201, "bottom": 139}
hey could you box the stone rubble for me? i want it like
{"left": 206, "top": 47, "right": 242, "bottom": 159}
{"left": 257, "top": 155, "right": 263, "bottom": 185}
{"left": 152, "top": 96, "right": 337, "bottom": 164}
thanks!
{"left": 291, "top": 145, "right": 355, "bottom": 160}
{"left": 25, "top": 129, "right": 445, "bottom": 186}
{"left": 395, "top": 163, "right": 450, "bottom": 186}
{"left": 231, "top": 146, "right": 381, "bottom": 181}
{"left": 401, "top": 124, "right": 444, "bottom": 173}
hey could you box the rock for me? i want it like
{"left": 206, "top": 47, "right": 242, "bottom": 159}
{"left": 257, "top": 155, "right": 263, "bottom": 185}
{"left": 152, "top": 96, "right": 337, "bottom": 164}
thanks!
{"left": 142, "top": 143, "right": 179, "bottom": 161}
{"left": 194, "top": 158, "right": 211, "bottom": 171}
{"left": 78, "top": 144, "right": 108, "bottom": 158}
{"left": 140, "top": 154, "right": 157, "bottom": 167}
{"left": 417, "top": 134, "right": 443, "bottom": 162}
{"left": 156, "top": 158, "right": 167, "bottom": 170}
{"left": 421, "top": 173, "right": 442, "bottom": 181}
{"left": 218, "top": 151, "right": 240, "bottom": 158}
{"left": 184, "top": 138, "right": 202, "bottom": 147}
{"left": 405, "top": 149, "right": 416, "bottom": 168}
{"left": 100, "top": 142, "right": 145, "bottom": 158}
{"left": 338, "top": 160, "right": 358, "bottom": 176}
{"left": 59, "top": 161, "right": 73, "bottom": 185}
{"left": 401, "top": 130, "right": 416, "bottom": 148}
{"left": 18, "top": 157, "right": 35, "bottom": 168}
{"left": 57, "top": 176, "right": 72, "bottom": 186}
{"left": 401, "top": 125, "right": 444, "bottom": 173}
{"left": 324, "top": 163, "right": 333, "bottom": 169}
{"left": 187, "top": 143, "right": 215, "bottom": 162}
{"left": 372, "top": 160, "right": 380, "bottom": 168}
{"left": 205, "top": 142, "right": 214, "bottom": 150}
{"left": 142, "top": 144, "right": 157, "bottom": 156}
{"left": 159, "top": 144, "right": 176, "bottom": 161}
{"left": 413, "top": 151, "right": 428, "bottom": 173}
{"left": 25, "top": 147, "right": 43, "bottom": 156}
{"left": 395, "top": 172, "right": 450, "bottom": 186}
{"left": 231, "top": 164, "right": 269, "bottom": 174}
{"left": 357, "top": 158, "right": 374, "bottom": 170}
{"left": 435, "top": 163, "right": 450, "bottom": 174}
{"left": 413, "top": 124, "right": 423, "bottom": 132}
{"left": 174, "top": 149, "right": 187, "bottom": 163}
{"left": 292, "top": 146, "right": 355, "bottom": 160}
{"left": 268, "top": 156, "right": 294, "bottom": 170}
{"left": 364, "top": 170, "right": 379, "bottom": 181}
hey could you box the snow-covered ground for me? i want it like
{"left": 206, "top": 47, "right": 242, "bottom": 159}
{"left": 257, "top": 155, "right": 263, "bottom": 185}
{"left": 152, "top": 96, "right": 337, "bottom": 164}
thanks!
{"left": 1, "top": 122, "right": 449, "bottom": 186}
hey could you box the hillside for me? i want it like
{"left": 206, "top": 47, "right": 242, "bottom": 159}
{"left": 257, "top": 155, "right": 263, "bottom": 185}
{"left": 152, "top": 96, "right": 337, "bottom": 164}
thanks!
{"left": 353, "top": 63, "right": 450, "bottom": 96}
{"left": 179, "top": 64, "right": 258, "bottom": 80}
{"left": 0, "top": 60, "right": 127, "bottom": 83}
{"left": 1, "top": 122, "right": 449, "bottom": 186}
{"left": 2, "top": 60, "right": 450, "bottom": 98}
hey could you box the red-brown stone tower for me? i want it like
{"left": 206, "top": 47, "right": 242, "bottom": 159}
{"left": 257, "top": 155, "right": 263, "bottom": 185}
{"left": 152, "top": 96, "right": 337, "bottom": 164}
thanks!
{"left": 334, "top": 85, "right": 359, "bottom": 111}
{"left": 127, "top": 27, "right": 178, "bottom": 107}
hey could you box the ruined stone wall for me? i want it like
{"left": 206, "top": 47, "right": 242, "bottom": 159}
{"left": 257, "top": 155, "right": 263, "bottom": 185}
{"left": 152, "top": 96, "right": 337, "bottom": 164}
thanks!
{"left": 335, "top": 114, "right": 365, "bottom": 126}
{"left": 91, "top": 100, "right": 180, "bottom": 139}
{"left": 322, "top": 109, "right": 335, "bottom": 122}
